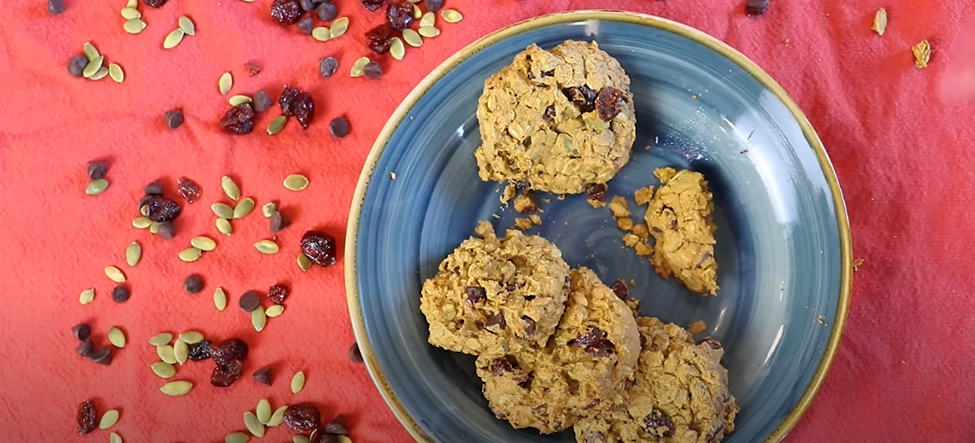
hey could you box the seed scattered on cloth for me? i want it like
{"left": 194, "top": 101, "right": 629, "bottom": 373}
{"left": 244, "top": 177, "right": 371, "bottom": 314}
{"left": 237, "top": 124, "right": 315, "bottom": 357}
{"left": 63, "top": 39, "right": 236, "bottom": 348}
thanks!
{"left": 255, "top": 239, "right": 280, "bottom": 254}
{"left": 125, "top": 242, "right": 141, "bottom": 266}
{"left": 234, "top": 197, "right": 256, "bottom": 218}
{"left": 123, "top": 19, "right": 147, "bottom": 34}
{"left": 108, "top": 327, "right": 126, "bottom": 348}
{"left": 283, "top": 174, "right": 309, "bottom": 191}
{"left": 872, "top": 8, "right": 887, "bottom": 36}
{"left": 163, "top": 28, "right": 185, "bottom": 49}
{"left": 151, "top": 362, "right": 176, "bottom": 378}
{"left": 214, "top": 287, "right": 228, "bottom": 311}
{"left": 290, "top": 371, "right": 306, "bottom": 394}
{"left": 216, "top": 218, "right": 233, "bottom": 236}
{"left": 160, "top": 380, "right": 193, "bottom": 396}
{"left": 229, "top": 95, "right": 252, "bottom": 106}
{"left": 218, "top": 72, "right": 233, "bottom": 95}
{"left": 105, "top": 266, "right": 126, "bottom": 283}
{"left": 79, "top": 288, "right": 96, "bottom": 305}
{"left": 109, "top": 63, "right": 124, "bottom": 83}
{"left": 244, "top": 411, "right": 265, "bottom": 437}
{"left": 98, "top": 409, "right": 120, "bottom": 429}
{"left": 418, "top": 26, "right": 439, "bottom": 38}
{"left": 331, "top": 17, "right": 350, "bottom": 37}
{"left": 440, "top": 8, "right": 462, "bottom": 23}
{"left": 251, "top": 306, "right": 267, "bottom": 332}
{"left": 402, "top": 28, "right": 422, "bottom": 47}
{"left": 149, "top": 332, "right": 173, "bottom": 346}
{"left": 178, "top": 247, "right": 202, "bottom": 262}
{"left": 86, "top": 179, "right": 110, "bottom": 195}
{"left": 350, "top": 57, "right": 369, "bottom": 77}
{"left": 267, "top": 115, "right": 288, "bottom": 135}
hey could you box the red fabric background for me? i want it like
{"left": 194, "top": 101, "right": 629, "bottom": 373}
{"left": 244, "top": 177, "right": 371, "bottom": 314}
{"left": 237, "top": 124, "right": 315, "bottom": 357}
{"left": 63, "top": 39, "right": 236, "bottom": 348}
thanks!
{"left": 1, "top": 0, "right": 973, "bottom": 442}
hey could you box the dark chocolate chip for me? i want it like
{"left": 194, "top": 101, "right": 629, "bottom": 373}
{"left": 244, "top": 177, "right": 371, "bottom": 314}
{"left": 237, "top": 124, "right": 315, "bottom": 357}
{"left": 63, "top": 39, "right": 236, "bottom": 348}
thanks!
{"left": 183, "top": 274, "right": 204, "bottom": 294}
{"left": 522, "top": 316, "right": 536, "bottom": 336}
{"left": 144, "top": 181, "right": 163, "bottom": 196}
{"left": 328, "top": 116, "right": 349, "bottom": 138}
{"left": 299, "top": 0, "right": 316, "bottom": 11}
{"left": 324, "top": 415, "right": 348, "bottom": 435}
{"left": 424, "top": 0, "right": 444, "bottom": 12}
{"left": 270, "top": 211, "right": 290, "bottom": 233}
{"left": 644, "top": 408, "right": 674, "bottom": 437}
{"left": 87, "top": 161, "right": 108, "bottom": 180}
{"left": 348, "top": 342, "right": 363, "bottom": 363}
{"left": 48, "top": 0, "right": 65, "bottom": 15}
{"left": 253, "top": 365, "right": 272, "bottom": 386}
{"left": 252, "top": 90, "right": 273, "bottom": 112}
{"left": 465, "top": 286, "right": 486, "bottom": 306}
{"left": 700, "top": 337, "right": 723, "bottom": 350}
{"left": 489, "top": 355, "right": 518, "bottom": 376}
{"left": 111, "top": 285, "right": 130, "bottom": 303}
{"left": 72, "top": 323, "right": 91, "bottom": 341}
{"left": 76, "top": 339, "right": 95, "bottom": 358}
{"left": 609, "top": 280, "right": 628, "bottom": 300}
{"left": 485, "top": 312, "right": 506, "bottom": 330}
{"left": 90, "top": 347, "right": 113, "bottom": 365}
{"left": 586, "top": 432, "right": 607, "bottom": 443}
{"left": 316, "top": 1, "right": 337, "bottom": 21}
{"left": 297, "top": 15, "right": 314, "bottom": 34}
{"left": 157, "top": 221, "right": 175, "bottom": 240}
{"left": 363, "top": 61, "right": 382, "bottom": 79}
{"left": 67, "top": 55, "right": 88, "bottom": 77}
{"left": 164, "top": 109, "right": 184, "bottom": 129}
{"left": 239, "top": 291, "right": 261, "bottom": 312}
{"left": 575, "top": 325, "right": 615, "bottom": 358}
{"left": 745, "top": 0, "right": 770, "bottom": 15}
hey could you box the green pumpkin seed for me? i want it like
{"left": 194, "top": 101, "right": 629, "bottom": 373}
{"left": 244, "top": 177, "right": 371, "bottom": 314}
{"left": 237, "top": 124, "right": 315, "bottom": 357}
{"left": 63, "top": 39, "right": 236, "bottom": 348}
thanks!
{"left": 79, "top": 288, "right": 95, "bottom": 305}
{"left": 132, "top": 217, "right": 151, "bottom": 229}
{"left": 109, "top": 327, "right": 126, "bottom": 348}
{"left": 407, "top": 0, "right": 419, "bottom": 3}
{"left": 226, "top": 432, "right": 250, "bottom": 443}
{"left": 83, "top": 42, "right": 99, "bottom": 61}
{"left": 120, "top": 7, "right": 140, "bottom": 19}
{"left": 403, "top": 28, "right": 423, "bottom": 47}
{"left": 266, "top": 115, "right": 287, "bottom": 135}
{"left": 99, "top": 409, "right": 120, "bottom": 429}
{"left": 265, "top": 305, "right": 285, "bottom": 318}
{"left": 256, "top": 399, "right": 272, "bottom": 424}
{"left": 123, "top": 18, "right": 147, "bottom": 34}
{"left": 293, "top": 436, "right": 309, "bottom": 443}
{"left": 213, "top": 287, "right": 228, "bottom": 311}
{"left": 420, "top": 11, "right": 436, "bottom": 28}
{"left": 221, "top": 176, "right": 241, "bottom": 201}
{"left": 174, "top": 339, "right": 188, "bottom": 365}
{"left": 441, "top": 9, "right": 463, "bottom": 23}
{"left": 336, "top": 436, "right": 353, "bottom": 443}
{"left": 350, "top": 57, "right": 370, "bottom": 77}
{"left": 190, "top": 236, "right": 216, "bottom": 251}
{"left": 218, "top": 72, "right": 233, "bottom": 95}
{"left": 149, "top": 221, "right": 161, "bottom": 234}
{"left": 151, "top": 361, "right": 176, "bottom": 378}
{"left": 157, "top": 345, "right": 176, "bottom": 364}
{"left": 418, "top": 26, "right": 440, "bottom": 38}
{"left": 110, "top": 432, "right": 123, "bottom": 443}
{"left": 268, "top": 406, "right": 288, "bottom": 427}
{"left": 125, "top": 242, "right": 141, "bottom": 267}
{"left": 243, "top": 411, "right": 265, "bottom": 437}
{"left": 872, "top": 8, "right": 887, "bottom": 36}
{"left": 211, "top": 203, "right": 235, "bottom": 219}
{"left": 234, "top": 197, "right": 255, "bottom": 218}
{"left": 178, "top": 331, "right": 204, "bottom": 344}
{"left": 89, "top": 66, "right": 110, "bottom": 81}
{"left": 160, "top": 380, "right": 193, "bottom": 396}
{"left": 86, "top": 178, "right": 109, "bottom": 195}
{"left": 149, "top": 333, "right": 173, "bottom": 346}
{"left": 311, "top": 27, "right": 330, "bottom": 42}
{"left": 229, "top": 95, "right": 252, "bottom": 106}
{"left": 297, "top": 254, "right": 312, "bottom": 272}
{"left": 109, "top": 63, "right": 124, "bottom": 83}
{"left": 254, "top": 240, "right": 280, "bottom": 255}
{"left": 178, "top": 16, "right": 196, "bottom": 35}
{"left": 126, "top": 0, "right": 137, "bottom": 8}
{"left": 412, "top": 3, "right": 422, "bottom": 19}
{"left": 163, "top": 28, "right": 185, "bottom": 49}
{"left": 330, "top": 17, "right": 349, "bottom": 37}
{"left": 178, "top": 247, "right": 202, "bottom": 262}
{"left": 262, "top": 202, "right": 277, "bottom": 217}
{"left": 390, "top": 37, "right": 405, "bottom": 60}
{"left": 283, "top": 174, "right": 309, "bottom": 191}
{"left": 216, "top": 218, "right": 233, "bottom": 236}
{"left": 105, "top": 266, "right": 125, "bottom": 283}
{"left": 290, "top": 371, "right": 306, "bottom": 394}
{"left": 252, "top": 306, "right": 267, "bottom": 332}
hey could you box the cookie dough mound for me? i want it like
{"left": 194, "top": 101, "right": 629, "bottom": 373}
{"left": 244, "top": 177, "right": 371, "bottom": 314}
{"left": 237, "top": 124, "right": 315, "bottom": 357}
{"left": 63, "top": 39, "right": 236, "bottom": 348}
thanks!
{"left": 420, "top": 222, "right": 570, "bottom": 355}
{"left": 645, "top": 168, "right": 718, "bottom": 295}
{"left": 573, "top": 317, "right": 739, "bottom": 443}
{"left": 474, "top": 40, "right": 637, "bottom": 195}
{"left": 475, "top": 268, "right": 641, "bottom": 433}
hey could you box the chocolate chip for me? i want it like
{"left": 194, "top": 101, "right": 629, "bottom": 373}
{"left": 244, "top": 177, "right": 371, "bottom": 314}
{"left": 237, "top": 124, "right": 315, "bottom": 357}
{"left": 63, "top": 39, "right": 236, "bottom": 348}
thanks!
{"left": 297, "top": 15, "right": 314, "bottom": 34}
{"left": 644, "top": 409, "right": 674, "bottom": 437}
{"left": 328, "top": 117, "right": 350, "bottom": 138}
{"left": 586, "top": 183, "right": 607, "bottom": 202}
{"left": 87, "top": 161, "right": 108, "bottom": 180}
{"left": 543, "top": 105, "right": 556, "bottom": 120}
{"left": 575, "top": 325, "right": 615, "bottom": 358}
{"left": 239, "top": 291, "right": 261, "bottom": 312}
{"left": 157, "top": 221, "right": 175, "bottom": 240}
{"left": 562, "top": 85, "right": 597, "bottom": 112}
{"left": 489, "top": 355, "right": 518, "bottom": 376}
{"left": 183, "top": 274, "right": 204, "bottom": 294}
{"left": 299, "top": 0, "right": 315, "bottom": 11}
{"left": 164, "top": 109, "right": 184, "bottom": 129}
{"left": 586, "top": 432, "right": 607, "bottom": 443}
{"left": 270, "top": 211, "right": 290, "bottom": 233}
{"left": 67, "top": 55, "right": 88, "bottom": 77}
{"left": 144, "top": 181, "right": 163, "bottom": 196}
{"left": 348, "top": 342, "right": 363, "bottom": 363}
{"left": 485, "top": 312, "right": 506, "bottom": 330}
{"left": 424, "top": 0, "right": 444, "bottom": 12}
{"left": 745, "top": 0, "right": 770, "bottom": 15}
{"left": 464, "top": 286, "right": 486, "bottom": 306}
{"left": 316, "top": 1, "right": 337, "bottom": 21}
{"left": 522, "top": 316, "right": 536, "bottom": 336}
{"left": 253, "top": 365, "right": 272, "bottom": 386}
{"left": 309, "top": 427, "right": 337, "bottom": 443}
{"left": 516, "top": 372, "right": 534, "bottom": 389}
{"left": 697, "top": 252, "right": 713, "bottom": 267}
{"left": 580, "top": 398, "right": 601, "bottom": 410}
{"left": 76, "top": 339, "right": 95, "bottom": 358}
{"left": 324, "top": 416, "right": 348, "bottom": 435}
{"left": 609, "top": 280, "right": 628, "bottom": 300}
{"left": 700, "top": 337, "right": 723, "bottom": 350}
{"left": 363, "top": 61, "right": 382, "bottom": 79}
{"left": 252, "top": 90, "right": 273, "bottom": 112}
{"left": 48, "top": 0, "right": 65, "bottom": 15}
{"left": 505, "top": 281, "right": 525, "bottom": 292}
{"left": 90, "top": 348, "right": 113, "bottom": 365}
{"left": 72, "top": 323, "right": 91, "bottom": 341}
{"left": 319, "top": 56, "right": 339, "bottom": 77}
{"left": 111, "top": 285, "right": 130, "bottom": 303}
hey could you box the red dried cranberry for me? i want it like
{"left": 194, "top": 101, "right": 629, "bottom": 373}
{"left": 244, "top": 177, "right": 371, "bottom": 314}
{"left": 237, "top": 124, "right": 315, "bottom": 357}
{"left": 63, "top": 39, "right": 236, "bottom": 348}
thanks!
{"left": 301, "top": 231, "right": 337, "bottom": 266}
{"left": 369, "top": 37, "right": 393, "bottom": 55}
{"left": 143, "top": 0, "right": 167, "bottom": 7}
{"left": 285, "top": 403, "right": 322, "bottom": 433}
{"left": 210, "top": 359, "right": 244, "bottom": 387}
{"left": 76, "top": 400, "right": 97, "bottom": 435}
{"left": 176, "top": 177, "right": 201, "bottom": 203}
{"left": 211, "top": 338, "right": 249, "bottom": 364}
{"left": 575, "top": 326, "right": 615, "bottom": 358}
{"left": 586, "top": 183, "right": 607, "bottom": 202}
{"left": 268, "top": 284, "right": 289, "bottom": 304}
{"left": 279, "top": 86, "right": 302, "bottom": 116}
{"left": 187, "top": 340, "right": 211, "bottom": 361}
{"left": 489, "top": 355, "right": 518, "bottom": 376}
{"left": 385, "top": 1, "right": 414, "bottom": 30}
{"left": 142, "top": 196, "right": 181, "bottom": 222}
{"left": 245, "top": 62, "right": 262, "bottom": 76}
{"left": 465, "top": 286, "right": 486, "bottom": 306}
{"left": 360, "top": 0, "right": 384, "bottom": 12}
{"left": 595, "top": 87, "right": 625, "bottom": 121}
{"left": 220, "top": 103, "right": 256, "bottom": 134}
{"left": 293, "top": 92, "right": 315, "bottom": 129}
{"left": 562, "top": 85, "right": 597, "bottom": 112}
{"left": 609, "top": 280, "right": 628, "bottom": 300}
{"left": 270, "top": 0, "right": 304, "bottom": 25}
{"left": 366, "top": 24, "right": 393, "bottom": 54}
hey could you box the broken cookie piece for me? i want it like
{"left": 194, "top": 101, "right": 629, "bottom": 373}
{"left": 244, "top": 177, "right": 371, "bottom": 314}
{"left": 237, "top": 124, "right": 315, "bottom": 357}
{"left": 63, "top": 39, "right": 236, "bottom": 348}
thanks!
{"left": 513, "top": 193, "right": 538, "bottom": 213}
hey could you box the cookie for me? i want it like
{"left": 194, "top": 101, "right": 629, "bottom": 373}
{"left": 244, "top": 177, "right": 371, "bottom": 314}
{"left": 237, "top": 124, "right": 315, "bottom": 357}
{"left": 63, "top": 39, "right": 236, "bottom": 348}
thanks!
{"left": 474, "top": 40, "right": 637, "bottom": 195}
{"left": 644, "top": 168, "right": 718, "bottom": 295}
{"left": 475, "top": 267, "right": 641, "bottom": 433}
{"left": 419, "top": 222, "right": 571, "bottom": 355}
{"left": 573, "top": 317, "right": 739, "bottom": 443}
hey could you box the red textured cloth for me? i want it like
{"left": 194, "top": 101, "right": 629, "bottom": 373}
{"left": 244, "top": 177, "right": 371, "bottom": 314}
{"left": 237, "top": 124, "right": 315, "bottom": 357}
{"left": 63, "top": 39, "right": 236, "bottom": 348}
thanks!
{"left": 1, "top": 0, "right": 973, "bottom": 442}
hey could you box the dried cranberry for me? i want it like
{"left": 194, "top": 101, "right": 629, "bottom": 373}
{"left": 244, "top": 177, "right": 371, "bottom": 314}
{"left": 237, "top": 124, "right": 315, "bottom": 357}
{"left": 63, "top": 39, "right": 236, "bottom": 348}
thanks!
{"left": 595, "top": 87, "right": 625, "bottom": 121}
{"left": 609, "top": 280, "right": 628, "bottom": 300}
{"left": 211, "top": 338, "right": 249, "bottom": 364}
{"left": 644, "top": 409, "right": 674, "bottom": 437}
{"left": 284, "top": 403, "right": 322, "bottom": 433}
{"left": 77, "top": 400, "right": 97, "bottom": 435}
{"left": 142, "top": 196, "right": 181, "bottom": 222}
{"left": 465, "top": 286, "right": 486, "bottom": 306}
{"left": 562, "top": 85, "right": 597, "bottom": 112}
{"left": 369, "top": 38, "right": 393, "bottom": 55}
{"left": 143, "top": 0, "right": 167, "bottom": 8}
{"left": 210, "top": 359, "right": 244, "bottom": 387}
{"left": 586, "top": 183, "right": 607, "bottom": 202}
{"left": 220, "top": 103, "right": 256, "bottom": 134}
{"left": 385, "top": 1, "right": 414, "bottom": 30}
{"left": 366, "top": 24, "right": 393, "bottom": 54}
{"left": 176, "top": 177, "right": 201, "bottom": 203}
{"left": 244, "top": 62, "right": 262, "bottom": 76}
{"left": 575, "top": 326, "right": 615, "bottom": 358}
{"left": 324, "top": 416, "right": 348, "bottom": 435}
{"left": 301, "top": 231, "right": 337, "bottom": 266}
{"left": 279, "top": 86, "right": 302, "bottom": 116}
{"left": 270, "top": 0, "right": 304, "bottom": 25}
{"left": 309, "top": 427, "right": 338, "bottom": 443}
{"left": 187, "top": 340, "right": 211, "bottom": 361}
{"left": 268, "top": 284, "right": 289, "bottom": 304}
{"left": 489, "top": 355, "right": 518, "bottom": 376}
{"left": 293, "top": 92, "right": 315, "bottom": 129}
{"left": 360, "top": 0, "right": 384, "bottom": 12}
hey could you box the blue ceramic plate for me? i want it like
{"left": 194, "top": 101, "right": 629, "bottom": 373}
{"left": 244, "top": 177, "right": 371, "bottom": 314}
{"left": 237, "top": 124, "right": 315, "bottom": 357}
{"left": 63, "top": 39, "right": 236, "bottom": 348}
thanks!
{"left": 346, "top": 10, "right": 852, "bottom": 443}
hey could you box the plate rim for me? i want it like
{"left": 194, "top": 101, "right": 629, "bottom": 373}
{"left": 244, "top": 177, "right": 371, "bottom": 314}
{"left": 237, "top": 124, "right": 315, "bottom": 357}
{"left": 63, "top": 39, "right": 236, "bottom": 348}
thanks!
{"left": 344, "top": 9, "right": 853, "bottom": 443}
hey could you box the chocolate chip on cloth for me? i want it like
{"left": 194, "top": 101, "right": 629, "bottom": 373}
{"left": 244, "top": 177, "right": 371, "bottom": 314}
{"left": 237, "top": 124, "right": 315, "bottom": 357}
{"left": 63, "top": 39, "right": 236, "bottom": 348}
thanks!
{"left": 473, "top": 267, "right": 640, "bottom": 434}
{"left": 573, "top": 317, "right": 738, "bottom": 443}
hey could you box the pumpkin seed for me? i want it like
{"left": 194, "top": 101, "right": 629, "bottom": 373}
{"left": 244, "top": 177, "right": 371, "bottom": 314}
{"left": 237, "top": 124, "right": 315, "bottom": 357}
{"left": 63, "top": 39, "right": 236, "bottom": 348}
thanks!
{"left": 86, "top": 178, "right": 109, "bottom": 195}
{"left": 872, "top": 8, "right": 887, "bottom": 36}
{"left": 216, "top": 218, "right": 233, "bottom": 236}
{"left": 149, "top": 333, "right": 173, "bottom": 346}
{"left": 251, "top": 306, "right": 267, "bottom": 332}
{"left": 265, "top": 305, "right": 285, "bottom": 318}
{"left": 178, "top": 331, "right": 204, "bottom": 344}
{"left": 297, "top": 254, "right": 312, "bottom": 271}
{"left": 407, "top": 0, "right": 419, "bottom": 3}
{"left": 402, "top": 28, "right": 422, "bottom": 47}
{"left": 160, "top": 380, "right": 193, "bottom": 396}
{"left": 108, "top": 327, "right": 126, "bottom": 348}
{"left": 350, "top": 57, "right": 369, "bottom": 77}
{"left": 441, "top": 9, "right": 463, "bottom": 23}
{"left": 390, "top": 37, "right": 405, "bottom": 60}
{"left": 256, "top": 399, "right": 272, "bottom": 424}
{"left": 174, "top": 339, "right": 188, "bottom": 365}
{"left": 226, "top": 432, "right": 250, "bottom": 443}
{"left": 311, "top": 27, "right": 330, "bottom": 42}
{"left": 109, "top": 63, "right": 124, "bottom": 83}
{"left": 336, "top": 436, "right": 353, "bottom": 443}
{"left": 83, "top": 42, "right": 99, "bottom": 61}
{"left": 218, "top": 72, "right": 233, "bottom": 95}
{"left": 190, "top": 236, "right": 216, "bottom": 251}
{"left": 99, "top": 409, "right": 120, "bottom": 429}
{"left": 211, "top": 203, "right": 235, "bottom": 219}
{"left": 132, "top": 217, "right": 151, "bottom": 229}
{"left": 330, "top": 17, "right": 349, "bottom": 37}
{"left": 418, "top": 26, "right": 440, "bottom": 38}
{"left": 163, "top": 28, "right": 185, "bottom": 49}
{"left": 412, "top": 3, "right": 421, "bottom": 19}
{"left": 254, "top": 240, "right": 279, "bottom": 254}
{"left": 262, "top": 202, "right": 277, "bottom": 217}
{"left": 178, "top": 16, "right": 196, "bottom": 35}
{"left": 221, "top": 176, "right": 241, "bottom": 201}
{"left": 420, "top": 11, "right": 435, "bottom": 28}
{"left": 157, "top": 345, "right": 177, "bottom": 364}
{"left": 229, "top": 95, "right": 252, "bottom": 106}
{"left": 109, "top": 432, "right": 123, "bottom": 443}
{"left": 290, "top": 371, "right": 306, "bottom": 394}
{"left": 293, "top": 436, "right": 309, "bottom": 443}
{"left": 149, "top": 221, "right": 161, "bottom": 234}
{"left": 243, "top": 412, "right": 265, "bottom": 437}
{"left": 125, "top": 242, "right": 141, "bottom": 267}
{"left": 234, "top": 197, "right": 255, "bottom": 218}
{"left": 123, "top": 19, "right": 147, "bottom": 34}
{"left": 105, "top": 266, "right": 125, "bottom": 283}
{"left": 79, "top": 288, "right": 95, "bottom": 305}
{"left": 178, "top": 247, "right": 202, "bottom": 262}
{"left": 268, "top": 406, "right": 288, "bottom": 427}
{"left": 126, "top": 0, "right": 137, "bottom": 8}
{"left": 214, "top": 287, "right": 228, "bottom": 311}
{"left": 267, "top": 115, "right": 287, "bottom": 135}
{"left": 120, "top": 7, "right": 140, "bottom": 19}
{"left": 89, "top": 66, "right": 110, "bottom": 81}
{"left": 151, "top": 361, "right": 176, "bottom": 378}
{"left": 283, "top": 174, "right": 309, "bottom": 191}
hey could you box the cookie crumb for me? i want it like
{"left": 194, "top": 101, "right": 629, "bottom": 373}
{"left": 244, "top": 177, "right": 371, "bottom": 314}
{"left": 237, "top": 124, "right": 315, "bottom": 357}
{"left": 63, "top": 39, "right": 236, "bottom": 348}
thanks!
{"left": 871, "top": 8, "right": 887, "bottom": 36}
{"left": 654, "top": 167, "right": 677, "bottom": 184}
{"left": 852, "top": 258, "right": 864, "bottom": 272}
{"left": 816, "top": 314, "right": 827, "bottom": 325}
{"left": 514, "top": 217, "right": 535, "bottom": 231}
{"left": 912, "top": 40, "right": 931, "bottom": 68}
{"left": 501, "top": 182, "right": 516, "bottom": 204}
{"left": 543, "top": 198, "right": 551, "bottom": 204}
{"left": 622, "top": 234, "right": 641, "bottom": 247}
{"left": 634, "top": 186, "right": 654, "bottom": 205}
{"left": 629, "top": 279, "right": 635, "bottom": 286}
{"left": 688, "top": 320, "right": 707, "bottom": 334}
{"left": 513, "top": 194, "right": 538, "bottom": 213}
{"left": 634, "top": 242, "right": 653, "bottom": 256}
{"left": 474, "top": 221, "right": 496, "bottom": 238}
{"left": 632, "top": 223, "right": 649, "bottom": 239}
{"left": 492, "top": 213, "right": 501, "bottom": 219}
{"left": 608, "top": 196, "right": 630, "bottom": 218}
{"left": 616, "top": 217, "right": 634, "bottom": 231}
{"left": 390, "top": 172, "right": 397, "bottom": 180}
{"left": 529, "top": 214, "right": 542, "bottom": 226}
